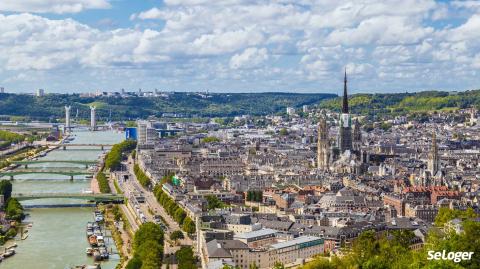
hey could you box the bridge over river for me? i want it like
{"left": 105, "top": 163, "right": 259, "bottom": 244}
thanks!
{"left": 11, "top": 160, "right": 97, "bottom": 168}
{"left": 0, "top": 168, "right": 94, "bottom": 180}
{"left": 44, "top": 143, "right": 114, "bottom": 151}
{"left": 13, "top": 193, "right": 124, "bottom": 203}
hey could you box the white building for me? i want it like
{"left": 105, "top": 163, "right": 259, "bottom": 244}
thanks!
{"left": 302, "top": 105, "right": 309, "bottom": 113}
{"left": 36, "top": 89, "right": 45, "bottom": 96}
{"left": 137, "top": 120, "right": 158, "bottom": 146}
{"left": 203, "top": 236, "right": 324, "bottom": 269}
{"left": 286, "top": 107, "right": 295, "bottom": 116}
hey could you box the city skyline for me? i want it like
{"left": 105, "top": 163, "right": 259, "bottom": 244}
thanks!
{"left": 1, "top": 1, "right": 480, "bottom": 94}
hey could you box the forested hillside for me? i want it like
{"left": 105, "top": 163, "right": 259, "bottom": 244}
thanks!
{"left": 0, "top": 92, "right": 335, "bottom": 121}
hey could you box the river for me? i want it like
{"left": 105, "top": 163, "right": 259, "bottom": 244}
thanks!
{"left": 1, "top": 130, "right": 124, "bottom": 269}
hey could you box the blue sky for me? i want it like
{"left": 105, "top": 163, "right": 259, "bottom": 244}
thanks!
{"left": 0, "top": 0, "right": 480, "bottom": 94}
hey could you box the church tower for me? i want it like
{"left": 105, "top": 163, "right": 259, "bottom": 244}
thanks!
{"left": 317, "top": 111, "right": 330, "bottom": 171}
{"left": 338, "top": 69, "right": 353, "bottom": 153}
{"left": 352, "top": 118, "right": 362, "bottom": 151}
{"left": 428, "top": 132, "right": 440, "bottom": 176}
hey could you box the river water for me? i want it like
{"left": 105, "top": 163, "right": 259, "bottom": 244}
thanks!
{"left": 1, "top": 130, "right": 124, "bottom": 269}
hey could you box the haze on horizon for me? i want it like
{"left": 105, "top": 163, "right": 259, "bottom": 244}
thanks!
{"left": 0, "top": 0, "right": 479, "bottom": 94}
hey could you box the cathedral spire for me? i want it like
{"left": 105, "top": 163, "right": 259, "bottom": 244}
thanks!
{"left": 342, "top": 68, "right": 349, "bottom": 114}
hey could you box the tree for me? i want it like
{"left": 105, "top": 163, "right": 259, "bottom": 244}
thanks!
{"left": 174, "top": 207, "right": 187, "bottom": 224}
{"left": 206, "top": 195, "right": 225, "bottom": 210}
{"left": 130, "top": 222, "right": 164, "bottom": 269}
{"left": 201, "top": 136, "right": 221, "bottom": 143}
{"left": 133, "top": 222, "right": 164, "bottom": 250}
{"left": 254, "top": 190, "right": 262, "bottom": 202}
{"left": 5, "top": 198, "right": 24, "bottom": 221}
{"left": 182, "top": 217, "right": 196, "bottom": 234}
{"left": 279, "top": 128, "right": 288, "bottom": 136}
{"left": 0, "top": 180, "right": 12, "bottom": 201}
{"left": 434, "top": 207, "right": 478, "bottom": 226}
{"left": 176, "top": 246, "right": 196, "bottom": 269}
{"left": 246, "top": 191, "right": 253, "bottom": 201}
{"left": 136, "top": 240, "right": 163, "bottom": 269}
{"left": 126, "top": 256, "right": 142, "bottom": 269}
{"left": 170, "top": 230, "right": 185, "bottom": 243}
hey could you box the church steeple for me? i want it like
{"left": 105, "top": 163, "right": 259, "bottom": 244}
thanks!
{"left": 338, "top": 68, "right": 353, "bottom": 154}
{"left": 342, "top": 68, "right": 349, "bottom": 114}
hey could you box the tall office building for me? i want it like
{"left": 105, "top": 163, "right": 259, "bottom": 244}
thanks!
{"left": 0, "top": 87, "right": 4, "bottom": 93}
{"left": 90, "top": 106, "right": 97, "bottom": 131}
{"left": 137, "top": 120, "right": 158, "bottom": 146}
{"left": 65, "top": 106, "right": 71, "bottom": 132}
{"left": 36, "top": 89, "right": 45, "bottom": 96}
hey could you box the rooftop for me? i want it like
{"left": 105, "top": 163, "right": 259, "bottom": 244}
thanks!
{"left": 235, "top": 228, "right": 277, "bottom": 240}
{"left": 270, "top": 236, "right": 323, "bottom": 250}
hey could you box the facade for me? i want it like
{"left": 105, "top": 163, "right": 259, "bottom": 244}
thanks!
{"left": 137, "top": 120, "right": 159, "bottom": 146}
{"left": 352, "top": 119, "right": 362, "bottom": 151}
{"left": 203, "top": 236, "right": 324, "bottom": 269}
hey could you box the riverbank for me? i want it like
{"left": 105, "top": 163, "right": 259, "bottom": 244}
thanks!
{"left": 1, "top": 130, "right": 124, "bottom": 269}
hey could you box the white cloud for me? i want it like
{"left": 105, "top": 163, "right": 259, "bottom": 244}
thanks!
{"left": 135, "top": 7, "right": 164, "bottom": 20}
{"left": 230, "top": 47, "right": 269, "bottom": 69}
{"left": 2, "top": 0, "right": 480, "bottom": 92}
{"left": 0, "top": 0, "right": 110, "bottom": 14}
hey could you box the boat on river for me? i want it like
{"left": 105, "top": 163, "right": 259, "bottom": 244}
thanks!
{"left": 2, "top": 249, "right": 16, "bottom": 258}
{"left": 93, "top": 250, "right": 102, "bottom": 261}
{"left": 72, "top": 264, "right": 101, "bottom": 269}
{"left": 96, "top": 235, "right": 105, "bottom": 247}
{"left": 98, "top": 247, "right": 109, "bottom": 260}
{"left": 88, "top": 235, "right": 98, "bottom": 247}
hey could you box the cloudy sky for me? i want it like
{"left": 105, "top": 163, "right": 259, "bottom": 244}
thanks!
{"left": 0, "top": 0, "right": 479, "bottom": 94}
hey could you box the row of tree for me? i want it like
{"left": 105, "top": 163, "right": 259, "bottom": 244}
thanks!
{"left": 5, "top": 198, "right": 24, "bottom": 222}
{"left": 126, "top": 222, "right": 165, "bottom": 269}
{"left": 104, "top": 140, "right": 136, "bottom": 171}
{"left": 96, "top": 172, "right": 111, "bottom": 193}
{"left": 133, "top": 164, "right": 151, "bottom": 188}
{"left": 153, "top": 185, "right": 196, "bottom": 234}
{"left": 0, "top": 130, "right": 25, "bottom": 143}
{"left": 0, "top": 180, "right": 23, "bottom": 245}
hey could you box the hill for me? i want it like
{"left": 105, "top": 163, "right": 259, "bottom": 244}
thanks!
{"left": 0, "top": 92, "right": 335, "bottom": 121}
{"left": 319, "top": 90, "right": 480, "bottom": 118}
